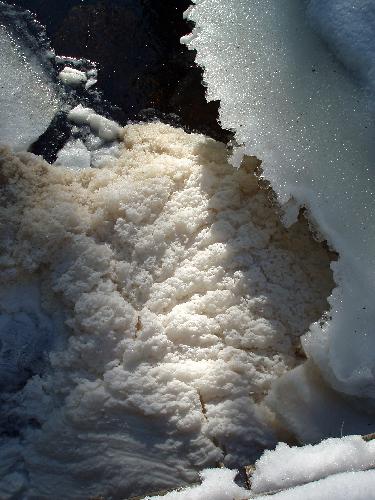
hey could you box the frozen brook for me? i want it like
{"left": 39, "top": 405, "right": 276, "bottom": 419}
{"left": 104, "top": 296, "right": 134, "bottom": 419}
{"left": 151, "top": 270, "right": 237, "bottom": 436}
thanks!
{"left": 0, "top": 123, "right": 334, "bottom": 498}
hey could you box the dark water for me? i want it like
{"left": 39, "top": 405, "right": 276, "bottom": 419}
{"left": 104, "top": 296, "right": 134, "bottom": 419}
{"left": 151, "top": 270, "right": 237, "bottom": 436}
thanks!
{"left": 6, "top": 0, "right": 232, "bottom": 149}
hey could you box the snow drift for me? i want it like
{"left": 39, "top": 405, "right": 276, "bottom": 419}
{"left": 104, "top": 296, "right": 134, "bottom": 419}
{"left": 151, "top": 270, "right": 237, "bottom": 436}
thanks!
{"left": 0, "top": 2, "right": 58, "bottom": 151}
{"left": 0, "top": 122, "right": 333, "bottom": 498}
{"left": 183, "top": 0, "right": 375, "bottom": 441}
{"left": 147, "top": 435, "right": 375, "bottom": 499}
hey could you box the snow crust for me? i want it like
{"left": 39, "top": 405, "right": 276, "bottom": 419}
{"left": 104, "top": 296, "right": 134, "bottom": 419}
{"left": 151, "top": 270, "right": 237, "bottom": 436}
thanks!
{"left": 0, "top": 123, "right": 332, "bottom": 498}
{"left": 183, "top": 0, "right": 375, "bottom": 430}
{"left": 251, "top": 435, "right": 375, "bottom": 493}
{"left": 0, "top": 4, "right": 58, "bottom": 151}
{"left": 148, "top": 436, "right": 375, "bottom": 500}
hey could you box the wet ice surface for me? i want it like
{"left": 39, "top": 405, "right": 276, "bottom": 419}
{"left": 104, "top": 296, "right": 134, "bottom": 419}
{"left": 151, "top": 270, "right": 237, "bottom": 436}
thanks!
{"left": 0, "top": 3, "right": 58, "bottom": 151}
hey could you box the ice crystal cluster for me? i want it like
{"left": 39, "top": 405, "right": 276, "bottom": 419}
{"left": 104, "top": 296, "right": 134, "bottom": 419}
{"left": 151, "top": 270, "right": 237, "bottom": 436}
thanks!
{"left": 0, "top": 123, "right": 333, "bottom": 497}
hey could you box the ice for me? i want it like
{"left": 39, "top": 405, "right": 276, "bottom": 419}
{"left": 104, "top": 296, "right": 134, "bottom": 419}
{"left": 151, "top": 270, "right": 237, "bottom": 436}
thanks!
{"left": 0, "top": 281, "right": 63, "bottom": 392}
{"left": 254, "top": 470, "right": 375, "bottom": 500}
{"left": 0, "top": 123, "right": 333, "bottom": 497}
{"left": 183, "top": 0, "right": 375, "bottom": 427}
{"left": 54, "top": 137, "right": 120, "bottom": 170}
{"left": 68, "top": 105, "right": 121, "bottom": 142}
{"left": 54, "top": 139, "right": 91, "bottom": 170}
{"left": 0, "top": 3, "right": 58, "bottom": 151}
{"left": 58, "top": 66, "right": 87, "bottom": 88}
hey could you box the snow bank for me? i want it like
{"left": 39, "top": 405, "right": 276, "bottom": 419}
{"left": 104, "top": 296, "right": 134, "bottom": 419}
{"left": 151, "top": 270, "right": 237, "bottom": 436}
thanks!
{"left": 0, "top": 3, "right": 58, "bottom": 151}
{"left": 183, "top": 0, "right": 375, "bottom": 432}
{"left": 0, "top": 123, "right": 332, "bottom": 497}
{"left": 147, "top": 436, "right": 375, "bottom": 500}
{"left": 251, "top": 435, "right": 375, "bottom": 494}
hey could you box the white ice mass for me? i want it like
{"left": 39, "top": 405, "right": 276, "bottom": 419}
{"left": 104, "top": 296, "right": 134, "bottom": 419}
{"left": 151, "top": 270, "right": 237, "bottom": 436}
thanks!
{"left": 1, "top": 0, "right": 375, "bottom": 497}
{"left": 58, "top": 66, "right": 88, "bottom": 88}
{"left": 68, "top": 105, "right": 122, "bottom": 142}
{"left": 183, "top": 0, "right": 375, "bottom": 440}
{"left": 0, "top": 123, "right": 333, "bottom": 497}
{"left": 0, "top": 3, "right": 58, "bottom": 151}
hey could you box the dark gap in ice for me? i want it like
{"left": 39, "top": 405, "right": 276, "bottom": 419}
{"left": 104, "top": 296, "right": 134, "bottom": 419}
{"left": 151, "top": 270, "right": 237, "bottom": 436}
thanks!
{"left": 6, "top": 0, "right": 234, "bottom": 152}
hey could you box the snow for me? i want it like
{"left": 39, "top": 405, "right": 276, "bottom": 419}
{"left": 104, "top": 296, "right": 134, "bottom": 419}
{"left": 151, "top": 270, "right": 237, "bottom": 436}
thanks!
{"left": 145, "top": 469, "right": 248, "bottom": 500}
{"left": 58, "top": 66, "right": 87, "bottom": 87}
{"left": 251, "top": 435, "right": 375, "bottom": 494}
{"left": 68, "top": 105, "right": 121, "bottom": 142}
{"left": 255, "top": 470, "right": 375, "bottom": 500}
{"left": 0, "top": 122, "right": 333, "bottom": 497}
{"left": 266, "top": 361, "right": 375, "bottom": 444}
{"left": 147, "top": 469, "right": 375, "bottom": 500}
{"left": 183, "top": 0, "right": 375, "bottom": 432}
{"left": 306, "top": 0, "right": 375, "bottom": 95}
{"left": 0, "top": 4, "right": 58, "bottom": 151}
{"left": 147, "top": 436, "right": 375, "bottom": 499}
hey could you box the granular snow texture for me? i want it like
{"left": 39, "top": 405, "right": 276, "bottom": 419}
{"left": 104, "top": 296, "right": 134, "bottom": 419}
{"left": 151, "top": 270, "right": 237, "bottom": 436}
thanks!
{"left": 0, "top": 123, "right": 333, "bottom": 498}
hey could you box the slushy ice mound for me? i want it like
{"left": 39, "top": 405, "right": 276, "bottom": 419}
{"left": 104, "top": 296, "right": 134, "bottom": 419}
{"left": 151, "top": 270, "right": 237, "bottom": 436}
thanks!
{"left": 0, "top": 123, "right": 333, "bottom": 498}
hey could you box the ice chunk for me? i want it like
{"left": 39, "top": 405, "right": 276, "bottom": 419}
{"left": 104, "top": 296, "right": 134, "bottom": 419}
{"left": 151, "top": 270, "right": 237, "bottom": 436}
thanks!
{"left": 183, "top": 0, "right": 375, "bottom": 411}
{"left": 54, "top": 139, "right": 91, "bottom": 170}
{"left": 68, "top": 105, "right": 121, "bottom": 142}
{"left": 58, "top": 66, "right": 87, "bottom": 88}
{"left": 0, "top": 3, "right": 58, "bottom": 151}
